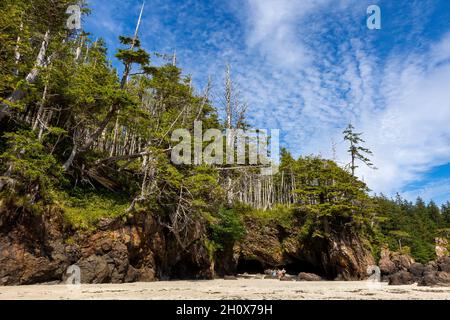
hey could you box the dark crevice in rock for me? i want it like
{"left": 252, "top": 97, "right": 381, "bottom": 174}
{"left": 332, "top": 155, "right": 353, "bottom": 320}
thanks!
{"left": 236, "top": 258, "right": 265, "bottom": 274}
{"left": 283, "top": 259, "right": 323, "bottom": 276}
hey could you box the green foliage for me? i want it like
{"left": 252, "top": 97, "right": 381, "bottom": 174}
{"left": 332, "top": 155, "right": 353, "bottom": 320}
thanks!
{"left": 276, "top": 152, "right": 375, "bottom": 239}
{"left": 58, "top": 189, "right": 129, "bottom": 230}
{"left": 441, "top": 201, "right": 450, "bottom": 227}
{"left": 374, "top": 195, "right": 447, "bottom": 263}
{"left": 343, "top": 124, "right": 376, "bottom": 175}
{"left": 244, "top": 204, "right": 296, "bottom": 229}
{"left": 0, "top": 130, "right": 65, "bottom": 202}
{"left": 210, "top": 207, "right": 246, "bottom": 251}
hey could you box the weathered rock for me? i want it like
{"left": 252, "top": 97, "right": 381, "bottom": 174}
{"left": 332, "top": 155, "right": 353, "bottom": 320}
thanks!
{"left": 0, "top": 209, "right": 71, "bottom": 285}
{"left": 280, "top": 277, "right": 295, "bottom": 281}
{"left": 424, "top": 261, "right": 438, "bottom": 273}
{"left": 388, "top": 270, "right": 414, "bottom": 285}
{"left": 324, "top": 232, "right": 375, "bottom": 280}
{"left": 419, "top": 271, "right": 450, "bottom": 287}
{"left": 378, "top": 247, "right": 414, "bottom": 276}
{"left": 137, "top": 266, "right": 156, "bottom": 282}
{"left": 0, "top": 206, "right": 216, "bottom": 285}
{"left": 435, "top": 238, "right": 449, "bottom": 258}
{"left": 298, "top": 272, "right": 322, "bottom": 281}
{"left": 379, "top": 248, "right": 396, "bottom": 275}
{"left": 77, "top": 255, "right": 110, "bottom": 283}
{"left": 106, "top": 242, "right": 129, "bottom": 283}
{"left": 391, "top": 252, "right": 414, "bottom": 271}
{"left": 237, "top": 221, "right": 286, "bottom": 267}
{"left": 124, "top": 266, "right": 139, "bottom": 283}
{"left": 409, "top": 263, "right": 425, "bottom": 278}
{"left": 237, "top": 217, "right": 374, "bottom": 281}
{"left": 437, "top": 256, "right": 450, "bottom": 273}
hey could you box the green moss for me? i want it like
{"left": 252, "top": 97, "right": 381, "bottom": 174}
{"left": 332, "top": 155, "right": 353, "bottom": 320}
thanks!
{"left": 242, "top": 204, "right": 296, "bottom": 229}
{"left": 57, "top": 189, "right": 129, "bottom": 230}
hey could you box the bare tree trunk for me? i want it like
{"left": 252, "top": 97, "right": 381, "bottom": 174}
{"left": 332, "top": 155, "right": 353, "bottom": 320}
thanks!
{"left": 14, "top": 21, "right": 24, "bottom": 76}
{"left": 63, "top": 144, "right": 77, "bottom": 171}
{"left": 32, "top": 85, "right": 48, "bottom": 131}
{"left": 1, "top": 30, "right": 51, "bottom": 121}
{"left": 110, "top": 117, "right": 120, "bottom": 157}
{"left": 75, "top": 35, "right": 85, "bottom": 61}
{"left": 195, "top": 76, "right": 211, "bottom": 122}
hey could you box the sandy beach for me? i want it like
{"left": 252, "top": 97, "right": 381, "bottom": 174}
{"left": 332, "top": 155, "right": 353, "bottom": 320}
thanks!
{"left": 0, "top": 279, "right": 449, "bottom": 300}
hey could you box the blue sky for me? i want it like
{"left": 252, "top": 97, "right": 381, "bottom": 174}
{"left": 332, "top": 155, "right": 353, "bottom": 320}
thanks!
{"left": 83, "top": 0, "right": 450, "bottom": 204}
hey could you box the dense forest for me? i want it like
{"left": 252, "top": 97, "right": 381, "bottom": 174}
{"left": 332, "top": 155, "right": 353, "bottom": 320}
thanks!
{"left": 0, "top": 0, "right": 449, "bottom": 276}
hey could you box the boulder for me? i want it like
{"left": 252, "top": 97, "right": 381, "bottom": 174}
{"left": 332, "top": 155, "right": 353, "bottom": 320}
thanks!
{"left": 298, "top": 272, "right": 322, "bottom": 281}
{"left": 280, "top": 277, "right": 295, "bottom": 281}
{"left": 409, "top": 263, "right": 425, "bottom": 278}
{"left": 388, "top": 270, "right": 414, "bottom": 285}
{"left": 424, "top": 261, "right": 438, "bottom": 273}
{"left": 379, "top": 257, "right": 396, "bottom": 275}
{"left": 437, "top": 256, "right": 450, "bottom": 273}
{"left": 419, "top": 271, "right": 450, "bottom": 287}
{"left": 391, "top": 252, "right": 414, "bottom": 271}
{"left": 124, "top": 266, "right": 140, "bottom": 283}
{"left": 378, "top": 247, "right": 414, "bottom": 276}
{"left": 137, "top": 266, "right": 156, "bottom": 282}
{"left": 77, "top": 255, "right": 110, "bottom": 283}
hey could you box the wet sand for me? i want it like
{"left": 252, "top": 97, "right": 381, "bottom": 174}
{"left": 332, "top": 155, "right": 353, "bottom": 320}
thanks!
{"left": 0, "top": 279, "right": 449, "bottom": 300}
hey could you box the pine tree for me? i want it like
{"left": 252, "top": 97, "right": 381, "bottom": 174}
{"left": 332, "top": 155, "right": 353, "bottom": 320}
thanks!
{"left": 442, "top": 202, "right": 450, "bottom": 227}
{"left": 343, "top": 123, "right": 376, "bottom": 176}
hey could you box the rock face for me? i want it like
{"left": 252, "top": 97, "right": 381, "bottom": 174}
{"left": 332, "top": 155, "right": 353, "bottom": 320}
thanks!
{"left": 438, "top": 256, "right": 450, "bottom": 273}
{"left": 0, "top": 208, "right": 71, "bottom": 285}
{"left": 379, "top": 247, "right": 450, "bottom": 287}
{"left": 435, "top": 238, "right": 449, "bottom": 258}
{"left": 0, "top": 206, "right": 213, "bottom": 285}
{"left": 229, "top": 217, "right": 375, "bottom": 281}
{"left": 1, "top": 204, "right": 377, "bottom": 285}
{"left": 379, "top": 247, "right": 414, "bottom": 276}
{"left": 324, "top": 232, "right": 375, "bottom": 280}
{"left": 409, "top": 263, "right": 425, "bottom": 278}
{"left": 419, "top": 271, "right": 450, "bottom": 287}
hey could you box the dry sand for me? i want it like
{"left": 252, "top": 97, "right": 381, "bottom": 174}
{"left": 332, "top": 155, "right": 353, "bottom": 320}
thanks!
{"left": 0, "top": 279, "right": 449, "bottom": 300}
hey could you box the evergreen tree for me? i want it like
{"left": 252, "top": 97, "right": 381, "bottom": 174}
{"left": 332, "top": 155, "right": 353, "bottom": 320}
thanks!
{"left": 343, "top": 124, "right": 376, "bottom": 176}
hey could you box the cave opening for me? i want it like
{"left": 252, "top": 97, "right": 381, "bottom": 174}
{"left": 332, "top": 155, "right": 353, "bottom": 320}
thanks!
{"left": 169, "top": 260, "right": 205, "bottom": 280}
{"left": 283, "top": 260, "right": 324, "bottom": 276}
{"left": 236, "top": 259, "right": 265, "bottom": 274}
{"left": 236, "top": 257, "right": 326, "bottom": 277}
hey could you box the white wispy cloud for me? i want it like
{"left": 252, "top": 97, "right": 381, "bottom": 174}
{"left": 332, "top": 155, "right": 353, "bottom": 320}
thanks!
{"left": 84, "top": 0, "right": 450, "bottom": 202}
{"left": 236, "top": 0, "right": 450, "bottom": 201}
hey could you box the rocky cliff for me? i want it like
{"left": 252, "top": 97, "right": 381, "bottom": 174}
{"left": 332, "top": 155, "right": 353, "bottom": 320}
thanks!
{"left": 0, "top": 205, "right": 213, "bottom": 285}
{"left": 216, "top": 217, "right": 375, "bottom": 280}
{"left": 1, "top": 206, "right": 376, "bottom": 285}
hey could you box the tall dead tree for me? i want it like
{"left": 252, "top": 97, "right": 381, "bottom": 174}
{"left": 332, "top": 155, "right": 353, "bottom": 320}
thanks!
{"left": 1, "top": 30, "right": 51, "bottom": 121}
{"left": 63, "top": 2, "right": 147, "bottom": 171}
